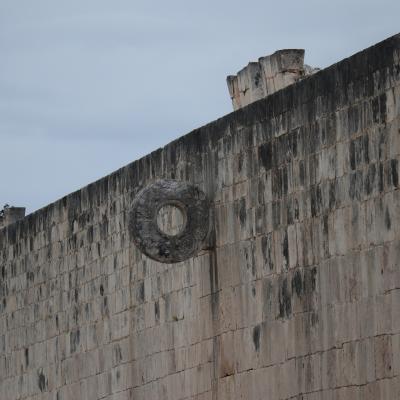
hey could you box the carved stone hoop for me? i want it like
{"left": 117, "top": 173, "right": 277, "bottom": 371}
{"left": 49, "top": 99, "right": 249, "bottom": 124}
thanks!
{"left": 129, "top": 179, "right": 210, "bottom": 263}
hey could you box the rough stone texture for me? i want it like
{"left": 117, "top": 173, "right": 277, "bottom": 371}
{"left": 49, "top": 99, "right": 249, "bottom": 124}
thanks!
{"left": 227, "top": 49, "right": 319, "bottom": 111}
{"left": 1, "top": 33, "right": 400, "bottom": 399}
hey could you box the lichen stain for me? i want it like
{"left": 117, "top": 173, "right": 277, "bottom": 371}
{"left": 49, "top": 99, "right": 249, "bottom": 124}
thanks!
{"left": 385, "top": 207, "right": 391, "bottom": 230}
{"left": 24, "top": 348, "right": 29, "bottom": 366}
{"left": 238, "top": 197, "right": 246, "bottom": 228}
{"left": 114, "top": 344, "right": 122, "bottom": 364}
{"left": 278, "top": 277, "right": 291, "bottom": 319}
{"left": 209, "top": 252, "right": 220, "bottom": 320}
{"left": 282, "top": 231, "right": 289, "bottom": 270}
{"left": 253, "top": 325, "right": 261, "bottom": 351}
{"left": 138, "top": 281, "right": 145, "bottom": 303}
{"left": 258, "top": 142, "right": 273, "bottom": 171}
{"left": 70, "top": 329, "right": 80, "bottom": 353}
{"left": 261, "top": 235, "right": 274, "bottom": 272}
{"left": 277, "top": 267, "right": 318, "bottom": 320}
{"left": 155, "top": 300, "right": 160, "bottom": 323}
{"left": 391, "top": 159, "right": 399, "bottom": 187}
{"left": 292, "top": 269, "right": 303, "bottom": 297}
{"left": 38, "top": 369, "right": 46, "bottom": 392}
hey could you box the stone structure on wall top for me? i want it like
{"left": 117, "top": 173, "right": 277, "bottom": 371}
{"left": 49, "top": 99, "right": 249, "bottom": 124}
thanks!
{"left": 227, "top": 49, "right": 319, "bottom": 110}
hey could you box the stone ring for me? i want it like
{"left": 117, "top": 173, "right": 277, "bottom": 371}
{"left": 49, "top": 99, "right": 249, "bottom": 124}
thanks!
{"left": 129, "top": 179, "right": 210, "bottom": 263}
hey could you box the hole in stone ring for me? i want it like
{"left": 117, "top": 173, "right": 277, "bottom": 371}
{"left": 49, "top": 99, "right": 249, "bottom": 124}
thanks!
{"left": 156, "top": 202, "right": 187, "bottom": 236}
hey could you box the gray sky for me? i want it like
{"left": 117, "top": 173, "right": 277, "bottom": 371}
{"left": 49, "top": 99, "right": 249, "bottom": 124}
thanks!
{"left": 1, "top": 0, "right": 399, "bottom": 214}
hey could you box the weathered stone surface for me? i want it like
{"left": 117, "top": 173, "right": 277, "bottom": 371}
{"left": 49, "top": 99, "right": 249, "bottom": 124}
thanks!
{"left": 0, "top": 33, "right": 400, "bottom": 399}
{"left": 0, "top": 206, "right": 25, "bottom": 229}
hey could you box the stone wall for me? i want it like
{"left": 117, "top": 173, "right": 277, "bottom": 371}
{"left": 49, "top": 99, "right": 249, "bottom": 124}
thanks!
{"left": 1, "top": 33, "right": 400, "bottom": 399}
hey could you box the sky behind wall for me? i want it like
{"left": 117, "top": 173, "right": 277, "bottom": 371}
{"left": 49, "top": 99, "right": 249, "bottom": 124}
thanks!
{"left": 1, "top": 0, "right": 400, "bottom": 213}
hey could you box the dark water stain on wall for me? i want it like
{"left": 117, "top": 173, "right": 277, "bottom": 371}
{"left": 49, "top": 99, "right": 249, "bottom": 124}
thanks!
{"left": 278, "top": 267, "right": 318, "bottom": 320}
{"left": 292, "top": 269, "right": 303, "bottom": 297}
{"left": 70, "top": 329, "right": 80, "bottom": 354}
{"left": 24, "top": 348, "right": 29, "bottom": 366}
{"left": 261, "top": 234, "right": 274, "bottom": 272}
{"left": 38, "top": 369, "right": 47, "bottom": 392}
{"left": 278, "top": 277, "right": 291, "bottom": 319}
{"left": 253, "top": 325, "right": 261, "bottom": 351}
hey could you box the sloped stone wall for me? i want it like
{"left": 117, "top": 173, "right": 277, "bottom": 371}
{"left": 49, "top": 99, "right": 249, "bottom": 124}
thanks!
{"left": 1, "top": 34, "right": 400, "bottom": 400}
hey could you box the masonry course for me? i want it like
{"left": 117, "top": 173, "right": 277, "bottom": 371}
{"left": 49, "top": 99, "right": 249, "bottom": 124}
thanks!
{"left": 0, "top": 33, "right": 400, "bottom": 399}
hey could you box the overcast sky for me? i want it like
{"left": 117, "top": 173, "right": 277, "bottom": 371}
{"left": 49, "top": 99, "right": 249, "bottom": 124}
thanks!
{"left": 1, "top": 0, "right": 399, "bottom": 214}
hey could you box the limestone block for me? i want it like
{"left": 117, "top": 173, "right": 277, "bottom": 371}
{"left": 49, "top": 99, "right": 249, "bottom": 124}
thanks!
{"left": 217, "top": 375, "right": 235, "bottom": 400}
{"left": 218, "top": 331, "right": 235, "bottom": 378}
{"left": 375, "top": 335, "right": 393, "bottom": 379}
